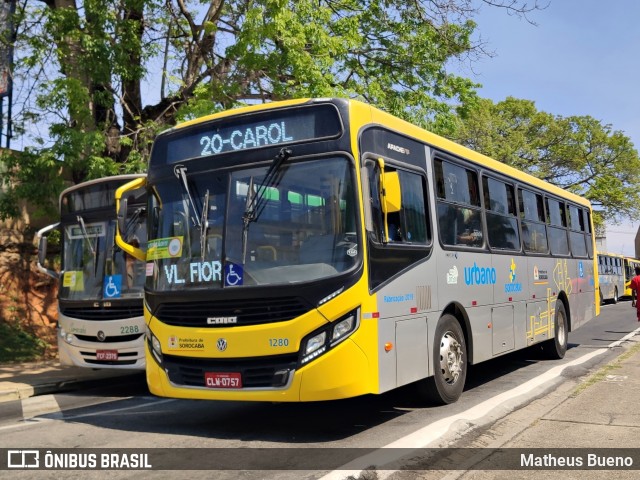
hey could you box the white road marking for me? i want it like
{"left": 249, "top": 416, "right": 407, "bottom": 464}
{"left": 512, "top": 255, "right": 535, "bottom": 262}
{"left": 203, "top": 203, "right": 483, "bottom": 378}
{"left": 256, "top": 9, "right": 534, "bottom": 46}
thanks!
{"left": 318, "top": 346, "right": 616, "bottom": 480}
{"left": 320, "top": 325, "right": 640, "bottom": 480}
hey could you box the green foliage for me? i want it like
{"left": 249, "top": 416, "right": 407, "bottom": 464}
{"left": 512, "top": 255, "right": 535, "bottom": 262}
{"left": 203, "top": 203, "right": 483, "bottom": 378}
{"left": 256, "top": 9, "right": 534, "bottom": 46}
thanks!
{"left": 0, "top": 320, "right": 50, "bottom": 363}
{"left": 451, "top": 97, "right": 640, "bottom": 224}
{"left": 0, "top": 0, "right": 535, "bottom": 220}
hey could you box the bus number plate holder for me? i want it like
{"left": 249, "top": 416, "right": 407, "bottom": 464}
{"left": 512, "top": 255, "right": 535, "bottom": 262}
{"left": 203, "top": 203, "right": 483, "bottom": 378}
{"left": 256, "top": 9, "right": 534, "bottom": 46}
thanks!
{"left": 205, "top": 372, "right": 242, "bottom": 388}
{"left": 96, "top": 350, "right": 118, "bottom": 361}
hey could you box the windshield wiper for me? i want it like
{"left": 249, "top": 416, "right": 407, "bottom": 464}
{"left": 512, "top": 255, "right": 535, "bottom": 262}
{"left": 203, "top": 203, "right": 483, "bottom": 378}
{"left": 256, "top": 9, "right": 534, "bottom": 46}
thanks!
{"left": 77, "top": 215, "right": 100, "bottom": 276}
{"left": 174, "top": 164, "right": 201, "bottom": 227}
{"left": 200, "top": 189, "right": 210, "bottom": 262}
{"left": 76, "top": 215, "right": 96, "bottom": 256}
{"left": 241, "top": 177, "right": 255, "bottom": 265}
{"left": 240, "top": 147, "right": 292, "bottom": 264}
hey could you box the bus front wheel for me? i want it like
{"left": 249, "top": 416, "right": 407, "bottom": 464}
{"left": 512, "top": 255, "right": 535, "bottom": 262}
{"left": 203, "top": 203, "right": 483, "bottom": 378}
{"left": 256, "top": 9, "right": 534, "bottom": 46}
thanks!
{"left": 417, "top": 314, "right": 467, "bottom": 405}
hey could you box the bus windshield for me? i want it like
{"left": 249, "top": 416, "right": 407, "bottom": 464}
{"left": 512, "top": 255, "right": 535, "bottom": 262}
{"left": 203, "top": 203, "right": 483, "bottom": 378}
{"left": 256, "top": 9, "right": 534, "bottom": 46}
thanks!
{"left": 147, "top": 155, "right": 360, "bottom": 291}
{"left": 60, "top": 219, "right": 147, "bottom": 301}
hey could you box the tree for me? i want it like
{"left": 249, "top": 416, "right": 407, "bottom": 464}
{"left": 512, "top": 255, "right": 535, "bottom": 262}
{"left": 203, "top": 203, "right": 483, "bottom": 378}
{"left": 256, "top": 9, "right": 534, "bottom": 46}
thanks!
{"left": 451, "top": 97, "right": 640, "bottom": 224}
{"left": 1, "top": 0, "right": 544, "bottom": 220}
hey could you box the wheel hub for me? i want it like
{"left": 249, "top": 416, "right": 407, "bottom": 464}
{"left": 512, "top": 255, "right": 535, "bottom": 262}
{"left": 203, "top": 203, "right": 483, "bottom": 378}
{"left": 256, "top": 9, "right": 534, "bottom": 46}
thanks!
{"left": 439, "top": 331, "right": 463, "bottom": 384}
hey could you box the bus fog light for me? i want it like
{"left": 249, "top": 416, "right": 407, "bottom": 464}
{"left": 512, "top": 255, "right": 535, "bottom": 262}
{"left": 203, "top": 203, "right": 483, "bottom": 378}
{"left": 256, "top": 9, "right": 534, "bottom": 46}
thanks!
{"left": 332, "top": 315, "right": 355, "bottom": 342}
{"left": 65, "top": 333, "right": 74, "bottom": 344}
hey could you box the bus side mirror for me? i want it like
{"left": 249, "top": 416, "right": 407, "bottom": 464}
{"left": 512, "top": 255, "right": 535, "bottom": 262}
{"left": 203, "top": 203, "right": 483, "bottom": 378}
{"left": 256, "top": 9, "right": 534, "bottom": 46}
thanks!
{"left": 381, "top": 171, "right": 401, "bottom": 214}
{"left": 38, "top": 236, "right": 47, "bottom": 267}
{"left": 115, "top": 177, "right": 147, "bottom": 262}
{"left": 117, "top": 196, "right": 128, "bottom": 238}
{"left": 36, "top": 222, "right": 60, "bottom": 279}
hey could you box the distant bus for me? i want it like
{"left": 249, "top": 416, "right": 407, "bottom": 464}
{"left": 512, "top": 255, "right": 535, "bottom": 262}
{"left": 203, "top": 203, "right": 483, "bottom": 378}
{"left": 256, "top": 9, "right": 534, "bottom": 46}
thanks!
{"left": 596, "top": 253, "right": 625, "bottom": 304}
{"left": 116, "top": 98, "right": 598, "bottom": 404}
{"left": 37, "top": 175, "right": 147, "bottom": 369}
{"left": 623, "top": 256, "right": 640, "bottom": 298}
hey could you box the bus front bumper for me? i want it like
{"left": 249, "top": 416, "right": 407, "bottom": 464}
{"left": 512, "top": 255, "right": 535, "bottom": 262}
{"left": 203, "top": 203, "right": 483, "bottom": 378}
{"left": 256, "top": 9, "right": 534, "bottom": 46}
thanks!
{"left": 145, "top": 336, "right": 371, "bottom": 402}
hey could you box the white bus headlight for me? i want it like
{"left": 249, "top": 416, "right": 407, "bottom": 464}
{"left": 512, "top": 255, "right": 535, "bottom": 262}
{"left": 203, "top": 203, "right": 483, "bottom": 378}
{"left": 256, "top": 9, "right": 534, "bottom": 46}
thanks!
{"left": 331, "top": 314, "right": 355, "bottom": 344}
{"left": 304, "top": 332, "right": 326, "bottom": 357}
{"left": 59, "top": 328, "right": 73, "bottom": 344}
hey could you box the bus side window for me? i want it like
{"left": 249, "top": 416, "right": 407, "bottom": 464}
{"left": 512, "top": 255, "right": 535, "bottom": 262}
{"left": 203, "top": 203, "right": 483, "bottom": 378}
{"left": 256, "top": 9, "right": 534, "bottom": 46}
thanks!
{"left": 435, "top": 159, "right": 483, "bottom": 248}
{"left": 546, "top": 197, "right": 569, "bottom": 256}
{"left": 519, "top": 188, "right": 548, "bottom": 254}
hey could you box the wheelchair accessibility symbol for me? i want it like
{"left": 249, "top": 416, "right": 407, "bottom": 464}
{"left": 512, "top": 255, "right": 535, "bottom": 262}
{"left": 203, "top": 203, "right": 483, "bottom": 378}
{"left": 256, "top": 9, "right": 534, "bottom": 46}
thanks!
{"left": 104, "top": 274, "right": 122, "bottom": 298}
{"left": 224, "top": 263, "right": 243, "bottom": 287}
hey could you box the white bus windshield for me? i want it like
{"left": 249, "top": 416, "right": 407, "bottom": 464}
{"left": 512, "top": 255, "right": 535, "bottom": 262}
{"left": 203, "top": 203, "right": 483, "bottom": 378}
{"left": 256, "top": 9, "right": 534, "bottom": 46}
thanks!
{"left": 60, "top": 219, "right": 147, "bottom": 301}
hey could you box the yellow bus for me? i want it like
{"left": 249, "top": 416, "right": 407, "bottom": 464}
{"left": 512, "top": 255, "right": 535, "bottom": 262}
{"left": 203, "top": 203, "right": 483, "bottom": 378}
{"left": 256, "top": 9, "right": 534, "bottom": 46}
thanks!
{"left": 116, "top": 98, "right": 599, "bottom": 404}
{"left": 597, "top": 252, "right": 625, "bottom": 304}
{"left": 623, "top": 257, "right": 640, "bottom": 297}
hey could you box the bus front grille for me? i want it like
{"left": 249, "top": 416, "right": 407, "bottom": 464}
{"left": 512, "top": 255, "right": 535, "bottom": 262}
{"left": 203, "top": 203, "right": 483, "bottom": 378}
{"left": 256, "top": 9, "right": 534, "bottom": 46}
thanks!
{"left": 155, "top": 297, "right": 311, "bottom": 327}
{"left": 61, "top": 306, "right": 144, "bottom": 321}
{"left": 75, "top": 333, "right": 144, "bottom": 343}
{"left": 163, "top": 353, "right": 298, "bottom": 389}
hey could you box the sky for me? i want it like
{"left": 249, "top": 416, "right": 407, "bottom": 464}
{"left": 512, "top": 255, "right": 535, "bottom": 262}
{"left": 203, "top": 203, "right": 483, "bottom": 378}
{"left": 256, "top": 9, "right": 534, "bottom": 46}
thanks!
{"left": 456, "top": 0, "right": 640, "bottom": 256}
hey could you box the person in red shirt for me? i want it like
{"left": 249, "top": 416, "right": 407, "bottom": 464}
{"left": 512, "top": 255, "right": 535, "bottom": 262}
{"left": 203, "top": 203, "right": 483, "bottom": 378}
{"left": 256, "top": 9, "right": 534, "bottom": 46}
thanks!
{"left": 630, "top": 266, "right": 640, "bottom": 321}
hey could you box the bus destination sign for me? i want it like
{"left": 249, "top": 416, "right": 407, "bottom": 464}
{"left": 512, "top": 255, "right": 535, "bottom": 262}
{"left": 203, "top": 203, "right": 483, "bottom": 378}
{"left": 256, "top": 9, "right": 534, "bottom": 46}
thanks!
{"left": 157, "top": 104, "right": 342, "bottom": 165}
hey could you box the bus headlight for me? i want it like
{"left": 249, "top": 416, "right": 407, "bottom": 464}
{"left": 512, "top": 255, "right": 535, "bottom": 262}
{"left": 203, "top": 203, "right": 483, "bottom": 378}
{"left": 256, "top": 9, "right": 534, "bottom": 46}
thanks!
{"left": 147, "top": 328, "right": 163, "bottom": 365}
{"left": 304, "top": 332, "right": 327, "bottom": 358}
{"left": 300, "top": 309, "right": 359, "bottom": 366}
{"left": 59, "top": 328, "right": 74, "bottom": 344}
{"left": 331, "top": 314, "right": 355, "bottom": 343}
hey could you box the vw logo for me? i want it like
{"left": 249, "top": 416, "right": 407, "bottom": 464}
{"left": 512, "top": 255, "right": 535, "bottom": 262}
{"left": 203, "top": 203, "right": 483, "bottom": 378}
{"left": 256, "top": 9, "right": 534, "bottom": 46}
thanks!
{"left": 216, "top": 338, "right": 227, "bottom": 352}
{"left": 96, "top": 331, "right": 106, "bottom": 342}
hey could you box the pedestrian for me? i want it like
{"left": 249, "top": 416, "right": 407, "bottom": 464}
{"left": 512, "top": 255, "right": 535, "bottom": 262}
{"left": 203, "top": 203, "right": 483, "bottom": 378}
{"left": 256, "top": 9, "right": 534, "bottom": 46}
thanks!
{"left": 630, "top": 266, "right": 640, "bottom": 321}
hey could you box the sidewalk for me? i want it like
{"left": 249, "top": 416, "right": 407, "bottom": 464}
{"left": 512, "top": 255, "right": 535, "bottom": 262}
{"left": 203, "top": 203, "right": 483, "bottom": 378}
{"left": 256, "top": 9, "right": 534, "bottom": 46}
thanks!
{"left": 0, "top": 360, "right": 142, "bottom": 403}
{"left": 390, "top": 337, "right": 640, "bottom": 479}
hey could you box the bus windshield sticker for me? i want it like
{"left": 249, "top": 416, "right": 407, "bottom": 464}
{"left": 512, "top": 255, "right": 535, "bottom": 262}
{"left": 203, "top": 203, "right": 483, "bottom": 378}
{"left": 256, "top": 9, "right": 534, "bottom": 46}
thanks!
{"left": 63, "top": 271, "right": 85, "bottom": 291}
{"left": 224, "top": 263, "right": 244, "bottom": 287}
{"left": 103, "top": 275, "right": 122, "bottom": 298}
{"left": 147, "top": 236, "right": 183, "bottom": 260}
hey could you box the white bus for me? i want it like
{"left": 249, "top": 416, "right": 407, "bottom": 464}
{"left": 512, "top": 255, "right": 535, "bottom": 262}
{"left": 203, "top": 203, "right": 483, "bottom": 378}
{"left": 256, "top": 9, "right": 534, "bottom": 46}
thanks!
{"left": 37, "top": 175, "right": 147, "bottom": 369}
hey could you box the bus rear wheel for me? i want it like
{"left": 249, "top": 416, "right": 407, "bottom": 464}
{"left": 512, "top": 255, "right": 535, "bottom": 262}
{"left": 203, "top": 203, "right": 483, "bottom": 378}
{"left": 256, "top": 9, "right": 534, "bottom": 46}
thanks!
{"left": 542, "top": 301, "right": 568, "bottom": 359}
{"left": 417, "top": 314, "right": 467, "bottom": 405}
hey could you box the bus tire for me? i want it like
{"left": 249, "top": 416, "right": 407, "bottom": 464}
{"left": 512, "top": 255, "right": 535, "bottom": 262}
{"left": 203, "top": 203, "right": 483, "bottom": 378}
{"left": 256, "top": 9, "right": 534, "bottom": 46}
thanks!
{"left": 418, "top": 314, "right": 467, "bottom": 405}
{"left": 612, "top": 288, "right": 618, "bottom": 304}
{"left": 542, "top": 301, "right": 568, "bottom": 359}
